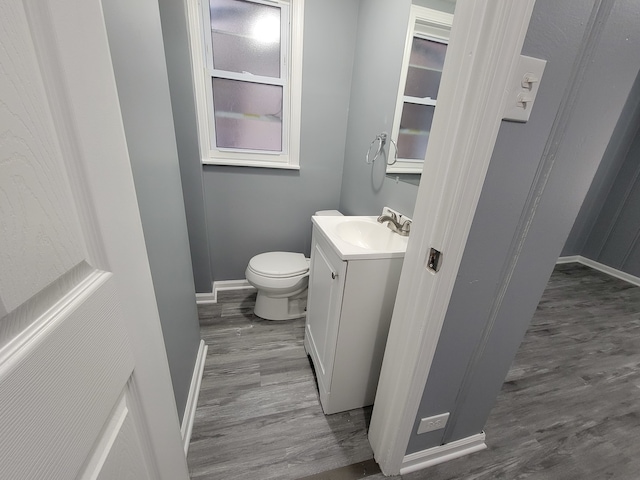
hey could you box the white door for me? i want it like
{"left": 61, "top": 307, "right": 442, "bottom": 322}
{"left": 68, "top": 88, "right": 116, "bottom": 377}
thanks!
{"left": 0, "top": 1, "right": 190, "bottom": 479}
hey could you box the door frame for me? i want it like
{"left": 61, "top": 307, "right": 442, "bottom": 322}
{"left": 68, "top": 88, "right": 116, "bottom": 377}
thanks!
{"left": 24, "top": 0, "right": 190, "bottom": 478}
{"left": 369, "top": 0, "right": 537, "bottom": 475}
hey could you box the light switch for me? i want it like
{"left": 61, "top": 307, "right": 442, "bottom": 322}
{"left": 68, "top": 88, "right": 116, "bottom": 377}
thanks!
{"left": 503, "top": 55, "right": 547, "bottom": 123}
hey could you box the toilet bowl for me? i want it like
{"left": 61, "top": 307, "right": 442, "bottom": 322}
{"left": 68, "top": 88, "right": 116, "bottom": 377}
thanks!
{"left": 246, "top": 210, "right": 342, "bottom": 321}
{"left": 246, "top": 252, "right": 310, "bottom": 320}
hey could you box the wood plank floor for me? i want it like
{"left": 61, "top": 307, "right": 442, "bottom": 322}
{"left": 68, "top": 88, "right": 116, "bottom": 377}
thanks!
{"left": 187, "top": 263, "right": 640, "bottom": 479}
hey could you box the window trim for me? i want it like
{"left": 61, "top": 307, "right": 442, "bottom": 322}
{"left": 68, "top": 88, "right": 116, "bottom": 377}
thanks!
{"left": 186, "top": 0, "right": 304, "bottom": 170}
{"left": 388, "top": 5, "right": 453, "bottom": 175}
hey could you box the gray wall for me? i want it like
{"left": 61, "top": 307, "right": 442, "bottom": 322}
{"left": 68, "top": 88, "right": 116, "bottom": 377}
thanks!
{"left": 157, "top": 0, "right": 214, "bottom": 293}
{"left": 338, "top": 0, "right": 420, "bottom": 219}
{"left": 203, "top": 0, "right": 360, "bottom": 281}
{"left": 102, "top": 0, "right": 203, "bottom": 422}
{"left": 577, "top": 116, "right": 640, "bottom": 272}
{"left": 562, "top": 74, "right": 640, "bottom": 265}
{"left": 407, "top": 0, "right": 640, "bottom": 453}
{"left": 413, "top": 0, "right": 455, "bottom": 14}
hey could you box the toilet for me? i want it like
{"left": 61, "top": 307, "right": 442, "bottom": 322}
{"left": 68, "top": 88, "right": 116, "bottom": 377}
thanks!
{"left": 245, "top": 210, "right": 342, "bottom": 321}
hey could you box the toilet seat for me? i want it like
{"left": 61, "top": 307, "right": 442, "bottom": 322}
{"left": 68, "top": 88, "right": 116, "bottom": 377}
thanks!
{"left": 246, "top": 252, "right": 309, "bottom": 294}
{"left": 247, "top": 252, "right": 309, "bottom": 278}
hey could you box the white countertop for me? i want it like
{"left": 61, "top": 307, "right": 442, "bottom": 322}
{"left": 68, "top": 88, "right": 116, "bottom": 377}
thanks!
{"left": 311, "top": 215, "right": 409, "bottom": 261}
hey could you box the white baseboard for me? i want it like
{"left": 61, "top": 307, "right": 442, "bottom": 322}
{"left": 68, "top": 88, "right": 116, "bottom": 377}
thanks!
{"left": 195, "top": 291, "right": 216, "bottom": 304}
{"left": 556, "top": 255, "right": 581, "bottom": 264}
{"left": 181, "top": 339, "right": 208, "bottom": 455}
{"left": 399, "top": 432, "right": 486, "bottom": 475}
{"left": 557, "top": 255, "right": 640, "bottom": 288}
{"left": 195, "top": 280, "right": 256, "bottom": 305}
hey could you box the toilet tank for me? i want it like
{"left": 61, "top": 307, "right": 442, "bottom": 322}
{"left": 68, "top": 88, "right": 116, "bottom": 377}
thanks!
{"left": 315, "top": 210, "right": 343, "bottom": 216}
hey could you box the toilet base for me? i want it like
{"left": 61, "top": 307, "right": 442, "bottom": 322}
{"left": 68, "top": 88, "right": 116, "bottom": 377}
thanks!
{"left": 254, "top": 289, "right": 307, "bottom": 321}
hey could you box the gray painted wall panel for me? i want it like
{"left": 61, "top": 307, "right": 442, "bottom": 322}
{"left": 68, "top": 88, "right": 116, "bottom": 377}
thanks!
{"left": 406, "top": 0, "right": 592, "bottom": 453}
{"left": 407, "top": 0, "right": 640, "bottom": 454}
{"left": 102, "top": 0, "right": 202, "bottom": 421}
{"left": 158, "top": 0, "right": 214, "bottom": 293}
{"left": 338, "top": 0, "right": 419, "bottom": 219}
{"left": 203, "top": 0, "right": 359, "bottom": 281}
{"left": 446, "top": 0, "right": 640, "bottom": 445}
{"left": 582, "top": 132, "right": 640, "bottom": 261}
{"left": 574, "top": 109, "right": 640, "bottom": 279}
{"left": 561, "top": 74, "right": 640, "bottom": 257}
{"left": 620, "top": 216, "right": 640, "bottom": 274}
{"left": 598, "top": 173, "right": 640, "bottom": 268}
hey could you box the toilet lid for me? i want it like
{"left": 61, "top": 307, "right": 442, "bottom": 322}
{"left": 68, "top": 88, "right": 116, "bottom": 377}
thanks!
{"left": 248, "top": 252, "right": 309, "bottom": 278}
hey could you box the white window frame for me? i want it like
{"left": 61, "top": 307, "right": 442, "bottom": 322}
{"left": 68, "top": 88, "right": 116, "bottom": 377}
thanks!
{"left": 186, "top": 0, "right": 304, "bottom": 170}
{"left": 388, "top": 5, "right": 453, "bottom": 175}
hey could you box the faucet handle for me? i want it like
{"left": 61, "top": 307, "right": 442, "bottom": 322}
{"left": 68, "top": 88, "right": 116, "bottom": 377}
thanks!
{"left": 399, "top": 219, "right": 411, "bottom": 236}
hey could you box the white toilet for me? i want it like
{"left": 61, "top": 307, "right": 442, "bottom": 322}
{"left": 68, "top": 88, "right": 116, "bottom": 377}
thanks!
{"left": 245, "top": 210, "right": 342, "bottom": 321}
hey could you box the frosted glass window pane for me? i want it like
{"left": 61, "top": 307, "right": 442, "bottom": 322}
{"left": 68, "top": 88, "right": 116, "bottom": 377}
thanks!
{"left": 404, "top": 37, "right": 447, "bottom": 99}
{"left": 212, "top": 78, "right": 282, "bottom": 151}
{"left": 209, "top": 0, "right": 281, "bottom": 78}
{"left": 398, "top": 103, "right": 434, "bottom": 160}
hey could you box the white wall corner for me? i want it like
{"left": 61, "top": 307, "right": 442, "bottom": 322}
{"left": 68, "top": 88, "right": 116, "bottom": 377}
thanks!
{"left": 181, "top": 339, "right": 208, "bottom": 455}
{"left": 400, "top": 432, "right": 486, "bottom": 475}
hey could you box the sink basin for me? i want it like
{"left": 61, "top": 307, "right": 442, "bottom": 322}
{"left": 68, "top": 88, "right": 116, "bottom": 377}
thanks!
{"left": 336, "top": 219, "right": 408, "bottom": 251}
{"left": 312, "top": 215, "right": 408, "bottom": 260}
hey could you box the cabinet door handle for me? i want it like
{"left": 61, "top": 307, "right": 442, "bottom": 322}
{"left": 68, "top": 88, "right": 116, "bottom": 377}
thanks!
{"left": 331, "top": 272, "right": 337, "bottom": 280}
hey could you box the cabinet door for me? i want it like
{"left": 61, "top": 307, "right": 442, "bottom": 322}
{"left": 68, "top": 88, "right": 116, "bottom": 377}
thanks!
{"left": 305, "top": 234, "right": 346, "bottom": 399}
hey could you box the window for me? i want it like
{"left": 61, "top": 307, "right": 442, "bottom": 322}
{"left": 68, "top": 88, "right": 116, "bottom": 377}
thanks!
{"left": 388, "top": 6, "right": 453, "bottom": 174}
{"left": 187, "top": 0, "right": 303, "bottom": 169}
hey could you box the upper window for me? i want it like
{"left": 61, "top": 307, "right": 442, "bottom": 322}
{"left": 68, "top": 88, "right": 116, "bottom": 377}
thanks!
{"left": 188, "top": 0, "right": 303, "bottom": 169}
{"left": 388, "top": 6, "right": 452, "bottom": 174}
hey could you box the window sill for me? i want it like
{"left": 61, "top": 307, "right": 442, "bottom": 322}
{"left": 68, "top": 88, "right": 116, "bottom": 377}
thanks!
{"left": 202, "top": 158, "right": 300, "bottom": 170}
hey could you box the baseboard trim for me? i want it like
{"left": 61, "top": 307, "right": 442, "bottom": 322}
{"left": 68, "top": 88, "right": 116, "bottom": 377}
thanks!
{"left": 557, "top": 255, "right": 640, "bottom": 288}
{"left": 195, "top": 280, "right": 256, "bottom": 305}
{"left": 181, "top": 339, "right": 208, "bottom": 455}
{"left": 195, "top": 291, "right": 216, "bottom": 304}
{"left": 399, "top": 432, "right": 486, "bottom": 475}
{"left": 556, "top": 255, "right": 581, "bottom": 264}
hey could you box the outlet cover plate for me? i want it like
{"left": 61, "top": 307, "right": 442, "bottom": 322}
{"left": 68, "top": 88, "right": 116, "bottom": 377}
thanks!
{"left": 417, "top": 412, "right": 450, "bottom": 434}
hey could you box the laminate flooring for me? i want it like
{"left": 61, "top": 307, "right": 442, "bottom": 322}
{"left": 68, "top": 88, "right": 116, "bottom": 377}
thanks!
{"left": 187, "top": 263, "right": 640, "bottom": 479}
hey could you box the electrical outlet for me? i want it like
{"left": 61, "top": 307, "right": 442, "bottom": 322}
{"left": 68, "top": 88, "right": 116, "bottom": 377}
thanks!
{"left": 417, "top": 412, "right": 450, "bottom": 434}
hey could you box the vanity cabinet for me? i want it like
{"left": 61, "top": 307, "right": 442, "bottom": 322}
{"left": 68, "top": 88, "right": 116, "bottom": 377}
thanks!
{"left": 304, "top": 226, "right": 404, "bottom": 415}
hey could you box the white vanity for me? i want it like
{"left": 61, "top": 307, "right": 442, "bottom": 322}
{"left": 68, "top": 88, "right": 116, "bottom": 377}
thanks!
{"left": 304, "top": 215, "right": 408, "bottom": 415}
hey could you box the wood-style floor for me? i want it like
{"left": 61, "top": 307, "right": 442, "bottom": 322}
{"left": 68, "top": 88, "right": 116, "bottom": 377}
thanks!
{"left": 187, "top": 263, "right": 640, "bottom": 479}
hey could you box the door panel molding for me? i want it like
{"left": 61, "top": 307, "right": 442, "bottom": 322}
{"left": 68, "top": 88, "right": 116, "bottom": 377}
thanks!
{"left": 0, "top": 274, "right": 133, "bottom": 478}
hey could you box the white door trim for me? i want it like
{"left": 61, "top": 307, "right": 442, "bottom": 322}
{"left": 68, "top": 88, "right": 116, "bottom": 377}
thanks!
{"left": 369, "top": 0, "right": 537, "bottom": 475}
{"left": 24, "top": 0, "right": 190, "bottom": 477}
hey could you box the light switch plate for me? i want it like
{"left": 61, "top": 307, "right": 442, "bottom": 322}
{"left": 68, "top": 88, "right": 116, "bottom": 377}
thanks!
{"left": 503, "top": 55, "right": 547, "bottom": 123}
{"left": 417, "top": 412, "right": 450, "bottom": 434}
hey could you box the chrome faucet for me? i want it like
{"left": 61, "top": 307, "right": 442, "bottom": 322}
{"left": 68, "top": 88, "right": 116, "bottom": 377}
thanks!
{"left": 377, "top": 212, "right": 411, "bottom": 236}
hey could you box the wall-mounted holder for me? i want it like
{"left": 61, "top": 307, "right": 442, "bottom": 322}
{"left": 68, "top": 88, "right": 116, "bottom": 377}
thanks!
{"left": 366, "top": 132, "right": 398, "bottom": 165}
